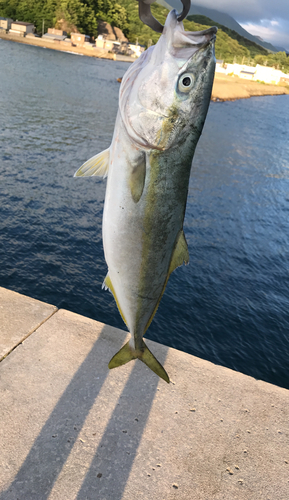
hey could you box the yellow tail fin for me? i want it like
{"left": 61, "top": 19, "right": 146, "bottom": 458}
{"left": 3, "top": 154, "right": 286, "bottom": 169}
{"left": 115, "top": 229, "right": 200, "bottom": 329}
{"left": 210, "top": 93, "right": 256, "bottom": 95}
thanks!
{"left": 108, "top": 340, "right": 170, "bottom": 383}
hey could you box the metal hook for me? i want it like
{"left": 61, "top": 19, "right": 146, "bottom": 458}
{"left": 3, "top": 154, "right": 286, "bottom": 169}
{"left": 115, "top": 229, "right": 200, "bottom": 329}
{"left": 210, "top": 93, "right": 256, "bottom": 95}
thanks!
{"left": 177, "top": 0, "right": 191, "bottom": 22}
{"left": 137, "top": 0, "right": 191, "bottom": 33}
{"left": 138, "top": 0, "right": 164, "bottom": 33}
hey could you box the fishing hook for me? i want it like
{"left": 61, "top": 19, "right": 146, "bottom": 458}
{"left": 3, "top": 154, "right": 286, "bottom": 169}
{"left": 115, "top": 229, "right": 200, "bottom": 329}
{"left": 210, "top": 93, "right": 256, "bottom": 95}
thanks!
{"left": 137, "top": 0, "right": 191, "bottom": 33}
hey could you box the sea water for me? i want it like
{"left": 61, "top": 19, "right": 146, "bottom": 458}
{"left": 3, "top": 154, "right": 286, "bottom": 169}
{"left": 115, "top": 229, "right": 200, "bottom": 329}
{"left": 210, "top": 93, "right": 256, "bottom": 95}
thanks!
{"left": 1, "top": 39, "right": 289, "bottom": 388}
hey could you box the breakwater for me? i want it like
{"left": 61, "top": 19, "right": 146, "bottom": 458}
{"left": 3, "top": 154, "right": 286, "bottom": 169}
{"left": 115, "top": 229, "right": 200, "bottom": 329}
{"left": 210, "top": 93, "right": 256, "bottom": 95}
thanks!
{"left": 0, "top": 286, "right": 289, "bottom": 499}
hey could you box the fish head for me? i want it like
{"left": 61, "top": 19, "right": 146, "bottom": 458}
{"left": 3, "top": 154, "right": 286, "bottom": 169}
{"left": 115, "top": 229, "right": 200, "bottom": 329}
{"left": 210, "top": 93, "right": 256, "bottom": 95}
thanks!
{"left": 119, "top": 10, "right": 217, "bottom": 151}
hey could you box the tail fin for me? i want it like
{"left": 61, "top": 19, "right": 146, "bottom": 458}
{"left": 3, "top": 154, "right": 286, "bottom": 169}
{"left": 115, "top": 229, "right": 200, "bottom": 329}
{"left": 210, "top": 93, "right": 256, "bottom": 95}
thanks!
{"left": 108, "top": 340, "right": 170, "bottom": 383}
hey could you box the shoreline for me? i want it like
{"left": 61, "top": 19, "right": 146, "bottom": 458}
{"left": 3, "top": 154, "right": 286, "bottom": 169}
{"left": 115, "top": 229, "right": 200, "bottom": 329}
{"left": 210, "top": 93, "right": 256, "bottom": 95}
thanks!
{"left": 1, "top": 33, "right": 289, "bottom": 101}
{"left": 212, "top": 73, "right": 289, "bottom": 101}
{"left": 0, "top": 32, "right": 117, "bottom": 61}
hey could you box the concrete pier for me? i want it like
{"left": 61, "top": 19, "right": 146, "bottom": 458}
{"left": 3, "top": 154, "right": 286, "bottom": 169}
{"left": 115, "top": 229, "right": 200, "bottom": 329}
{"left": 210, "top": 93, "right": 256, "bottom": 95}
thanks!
{"left": 0, "top": 286, "right": 288, "bottom": 499}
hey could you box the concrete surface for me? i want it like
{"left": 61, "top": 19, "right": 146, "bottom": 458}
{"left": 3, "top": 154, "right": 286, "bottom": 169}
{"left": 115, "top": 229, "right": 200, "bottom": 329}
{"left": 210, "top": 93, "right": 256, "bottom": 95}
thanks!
{"left": 0, "top": 289, "right": 288, "bottom": 499}
{"left": 0, "top": 286, "right": 57, "bottom": 361}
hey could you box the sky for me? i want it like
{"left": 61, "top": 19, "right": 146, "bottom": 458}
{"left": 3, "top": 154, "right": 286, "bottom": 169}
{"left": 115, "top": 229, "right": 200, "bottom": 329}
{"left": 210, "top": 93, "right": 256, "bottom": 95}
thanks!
{"left": 192, "top": 0, "right": 289, "bottom": 51}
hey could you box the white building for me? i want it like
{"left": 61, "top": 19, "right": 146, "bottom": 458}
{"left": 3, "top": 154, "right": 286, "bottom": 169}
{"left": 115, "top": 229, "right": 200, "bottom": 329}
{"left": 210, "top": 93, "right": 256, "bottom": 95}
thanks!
{"left": 215, "top": 60, "right": 226, "bottom": 74}
{"left": 9, "top": 21, "right": 35, "bottom": 36}
{"left": 128, "top": 44, "right": 145, "bottom": 58}
{"left": 253, "top": 65, "right": 284, "bottom": 85}
{"left": 239, "top": 67, "right": 256, "bottom": 80}
{"left": 216, "top": 62, "right": 288, "bottom": 85}
{"left": 0, "top": 17, "right": 13, "bottom": 31}
{"left": 71, "top": 33, "right": 90, "bottom": 46}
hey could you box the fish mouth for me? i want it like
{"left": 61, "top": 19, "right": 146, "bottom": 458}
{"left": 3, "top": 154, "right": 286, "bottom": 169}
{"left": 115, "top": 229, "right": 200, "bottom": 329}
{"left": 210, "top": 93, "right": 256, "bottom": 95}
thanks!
{"left": 190, "top": 27, "right": 218, "bottom": 50}
{"left": 199, "top": 34, "right": 217, "bottom": 52}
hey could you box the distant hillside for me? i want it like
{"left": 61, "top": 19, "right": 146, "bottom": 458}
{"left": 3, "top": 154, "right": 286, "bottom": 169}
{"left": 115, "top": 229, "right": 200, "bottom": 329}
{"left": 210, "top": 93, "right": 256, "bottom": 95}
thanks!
{"left": 116, "top": 1, "right": 256, "bottom": 63}
{"left": 187, "top": 14, "right": 268, "bottom": 58}
{"left": 157, "top": 0, "right": 279, "bottom": 53}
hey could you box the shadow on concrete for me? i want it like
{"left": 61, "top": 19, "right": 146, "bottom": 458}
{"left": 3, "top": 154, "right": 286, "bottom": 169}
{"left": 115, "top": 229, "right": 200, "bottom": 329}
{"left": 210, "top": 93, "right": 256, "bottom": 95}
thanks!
{"left": 76, "top": 357, "right": 164, "bottom": 500}
{"left": 0, "top": 324, "right": 167, "bottom": 500}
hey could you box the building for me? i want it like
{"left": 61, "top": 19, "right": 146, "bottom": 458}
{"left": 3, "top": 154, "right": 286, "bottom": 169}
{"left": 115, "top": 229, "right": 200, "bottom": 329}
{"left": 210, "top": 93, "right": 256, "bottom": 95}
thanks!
{"left": 9, "top": 21, "right": 35, "bottom": 36}
{"left": 47, "top": 28, "right": 67, "bottom": 37}
{"left": 215, "top": 62, "right": 288, "bottom": 85}
{"left": 224, "top": 64, "right": 256, "bottom": 79}
{"left": 43, "top": 32, "right": 68, "bottom": 42}
{"left": 215, "top": 60, "right": 226, "bottom": 74}
{"left": 128, "top": 44, "right": 145, "bottom": 58}
{"left": 253, "top": 65, "right": 283, "bottom": 85}
{"left": 0, "top": 17, "right": 13, "bottom": 31}
{"left": 95, "top": 35, "right": 118, "bottom": 51}
{"left": 95, "top": 35, "right": 105, "bottom": 48}
{"left": 239, "top": 68, "right": 256, "bottom": 80}
{"left": 71, "top": 33, "right": 90, "bottom": 47}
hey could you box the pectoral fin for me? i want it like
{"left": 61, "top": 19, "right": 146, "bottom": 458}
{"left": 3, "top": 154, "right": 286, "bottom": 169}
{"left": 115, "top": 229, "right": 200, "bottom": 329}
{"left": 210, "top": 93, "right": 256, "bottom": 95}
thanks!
{"left": 129, "top": 153, "right": 146, "bottom": 203}
{"left": 108, "top": 340, "right": 170, "bottom": 383}
{"left": 74, "top": 148, "right": 110, "bottom": 178}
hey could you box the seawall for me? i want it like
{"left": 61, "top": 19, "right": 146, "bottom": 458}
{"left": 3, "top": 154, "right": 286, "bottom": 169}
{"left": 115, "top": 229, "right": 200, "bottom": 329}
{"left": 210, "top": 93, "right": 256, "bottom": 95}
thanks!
{"left": 212, "top": 73, "right": 289, "bottom": 101}
{"left": 0, "top": 32, "right": 117, "bottom": 60}
{"left": 0, "top": 286, "right": 288, "bottom": 499}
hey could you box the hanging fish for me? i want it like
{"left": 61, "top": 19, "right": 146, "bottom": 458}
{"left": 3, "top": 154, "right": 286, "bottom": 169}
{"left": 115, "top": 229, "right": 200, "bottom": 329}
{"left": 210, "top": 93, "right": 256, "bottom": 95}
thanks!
{"left": 75, "top": 9, "right": 217, "bottom": 383}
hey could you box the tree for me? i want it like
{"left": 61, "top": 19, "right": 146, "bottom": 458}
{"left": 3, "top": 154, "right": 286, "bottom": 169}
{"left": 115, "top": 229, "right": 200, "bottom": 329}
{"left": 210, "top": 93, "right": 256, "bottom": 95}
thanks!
{"left": 55, "top": 0, "right": 97, "bottom": 36}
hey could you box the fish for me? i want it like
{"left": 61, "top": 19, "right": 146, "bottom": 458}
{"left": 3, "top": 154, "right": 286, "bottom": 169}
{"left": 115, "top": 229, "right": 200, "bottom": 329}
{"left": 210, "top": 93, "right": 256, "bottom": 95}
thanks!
{"left": 75, "top": 10, "right": 217, "bottom": 383}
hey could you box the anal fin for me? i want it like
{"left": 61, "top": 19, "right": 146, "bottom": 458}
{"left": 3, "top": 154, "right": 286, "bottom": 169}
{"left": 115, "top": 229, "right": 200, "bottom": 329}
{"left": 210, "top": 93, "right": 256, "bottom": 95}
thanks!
{"left": 102, "top": 273, "right": 128, "bottom": 327}
{"left": 74, "top": 148, "right": 110, "bottom": 178}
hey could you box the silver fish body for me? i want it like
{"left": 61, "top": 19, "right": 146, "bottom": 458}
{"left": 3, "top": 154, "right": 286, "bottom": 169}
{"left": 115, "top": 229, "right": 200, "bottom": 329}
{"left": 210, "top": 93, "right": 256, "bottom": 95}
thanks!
{"left": 75, "top": 11, "right": 217, "bottom": 382}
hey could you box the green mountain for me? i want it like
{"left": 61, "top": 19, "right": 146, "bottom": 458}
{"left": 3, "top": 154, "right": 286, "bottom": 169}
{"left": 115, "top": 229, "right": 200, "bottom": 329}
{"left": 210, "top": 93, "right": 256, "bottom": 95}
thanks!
{"left": 157, "top": 0, "right": 280, "bottom": 53}
{"left": 187, "top": 14, "right": 268, "bottom": 58}
{"left": 117, "top": 1, "right": 266, "bottom": 63}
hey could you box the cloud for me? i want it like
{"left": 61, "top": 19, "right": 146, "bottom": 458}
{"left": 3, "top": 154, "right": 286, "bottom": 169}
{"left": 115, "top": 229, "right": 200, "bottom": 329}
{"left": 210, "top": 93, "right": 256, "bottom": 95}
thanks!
{"left": 240, "top": 19, "right": 289, "bottom": 50}
{"left": 190, "top": 0, "right": 289, "bottom": 51}
{"left": 191, "top": 0, "right": 289, "bottom": 24}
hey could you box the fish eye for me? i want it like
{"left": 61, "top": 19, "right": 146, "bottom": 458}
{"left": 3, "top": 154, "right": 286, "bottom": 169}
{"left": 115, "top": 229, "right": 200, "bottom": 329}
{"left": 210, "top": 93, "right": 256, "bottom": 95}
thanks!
{"left": 178, "top": 73, "right": 195, "bottom": 93}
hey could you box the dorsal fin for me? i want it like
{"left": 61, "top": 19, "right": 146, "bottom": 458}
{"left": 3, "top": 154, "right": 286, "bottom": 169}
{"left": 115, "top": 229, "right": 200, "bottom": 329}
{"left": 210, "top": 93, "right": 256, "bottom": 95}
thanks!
{"left": 74, "top": 148, "right": 110, "bottom": 178}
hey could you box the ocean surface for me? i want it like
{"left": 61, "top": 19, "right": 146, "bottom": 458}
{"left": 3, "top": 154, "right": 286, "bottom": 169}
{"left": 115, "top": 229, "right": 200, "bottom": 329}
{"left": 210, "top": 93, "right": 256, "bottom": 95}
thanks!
{"left": 1, "top": 39, "right": 289, "bottom": 389}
